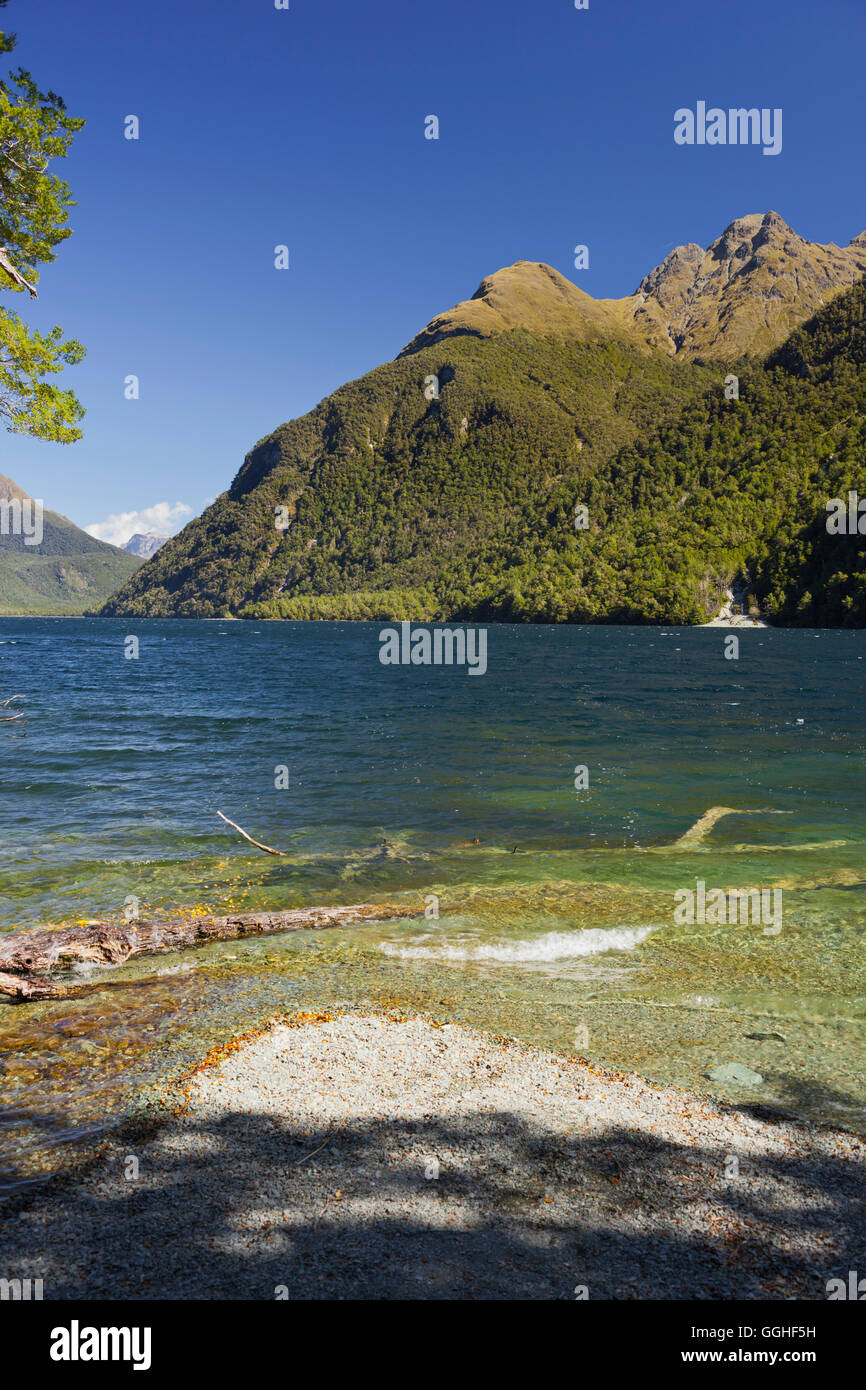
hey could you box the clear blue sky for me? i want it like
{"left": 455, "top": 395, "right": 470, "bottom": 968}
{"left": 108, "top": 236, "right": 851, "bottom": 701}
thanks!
{"left": 2, "top": 0, "right": 864, "bottom": 541}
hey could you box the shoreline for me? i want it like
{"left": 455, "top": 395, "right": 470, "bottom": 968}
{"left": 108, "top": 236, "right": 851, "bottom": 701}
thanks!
{"left": 1, "top": 1011, "right": 862, "bottom": 1300}
{"left": 702, "top": 614, "right": 770, "bottom": 628}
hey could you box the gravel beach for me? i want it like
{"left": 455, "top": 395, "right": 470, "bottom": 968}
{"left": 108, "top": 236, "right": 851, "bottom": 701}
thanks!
{"left": 2, "top": 1012, "right": 863, "bottom": 1300}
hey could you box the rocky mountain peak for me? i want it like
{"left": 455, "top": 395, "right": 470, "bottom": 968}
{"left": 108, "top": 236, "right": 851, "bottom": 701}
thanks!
{"left": 401, "top": 215, "right": 866, "bottom": 364}
{"left": 123, "top": 532, "right": 169, "bottom": 558}
{"left": 633, "top": 211, "right": 866, "bottom": 358}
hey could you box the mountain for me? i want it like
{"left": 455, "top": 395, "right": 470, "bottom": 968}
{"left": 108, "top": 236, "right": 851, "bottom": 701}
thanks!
{"left": 401, "top": 213, "right": 866, "bottom": 362}
{"left": 631, "top": 212, "right": 866, "bottom": 360}
{"left": 563, "top": 275, "right": 866, "bottom": 627}
{"left": 99, "top": 332, "right": 713, "bottom": 619}
{"left": 0, "top": 474, "right": 141, "bottom": 615}
{"left": 123, "top": 532, "right": 169, "bottom": 558}
{"left": 399, "top": 260, "right": 648, "bottom": 356}
{"left": 99, "top": 214, "right": 866, "bottom": 626}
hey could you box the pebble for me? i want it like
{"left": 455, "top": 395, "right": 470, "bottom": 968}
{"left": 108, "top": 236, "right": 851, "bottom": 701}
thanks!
{"left": 1, "top": 1014, "right": 862, "bottom": 1300}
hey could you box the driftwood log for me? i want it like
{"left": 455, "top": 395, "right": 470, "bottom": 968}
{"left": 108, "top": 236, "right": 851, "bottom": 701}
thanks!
{"left": 0, "top": 902, "right": 419, "bottom": 1003}
{"left": 0, "top": 969, "right": 69, "bottom": 1001}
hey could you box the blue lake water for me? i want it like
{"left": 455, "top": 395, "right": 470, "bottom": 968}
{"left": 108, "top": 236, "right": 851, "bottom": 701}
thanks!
{"left": 1, "top": 618, "right": 865, "bottom": 1191}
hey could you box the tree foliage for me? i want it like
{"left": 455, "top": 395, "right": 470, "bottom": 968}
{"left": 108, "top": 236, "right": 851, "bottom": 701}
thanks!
{"left": 0, "top": 0, "right": 85, "bottom": 440}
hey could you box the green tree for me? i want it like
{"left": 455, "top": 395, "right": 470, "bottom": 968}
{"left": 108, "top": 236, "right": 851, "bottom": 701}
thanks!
{"left": 0, "top": 0, "right": 85, "bottom": 439}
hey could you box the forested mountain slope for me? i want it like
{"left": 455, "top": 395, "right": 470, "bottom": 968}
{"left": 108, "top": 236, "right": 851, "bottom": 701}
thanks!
{"left": 100, "top": 217, "right": 866, "bottom": 626}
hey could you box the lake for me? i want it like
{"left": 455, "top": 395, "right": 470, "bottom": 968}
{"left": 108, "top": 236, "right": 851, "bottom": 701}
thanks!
{"left": 1, "top": 618, "right": 864, "bottom": 1195}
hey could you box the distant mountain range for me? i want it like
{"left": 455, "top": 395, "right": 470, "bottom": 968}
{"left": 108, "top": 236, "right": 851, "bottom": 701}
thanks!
{"left": 0, "top": 474, "right": 141, "bottom": 616}
{"left": 99, "top": 212, "right": 866, "bottom": 626}
{"left": 123, "top": 532, "right": 169, "bottom": 558}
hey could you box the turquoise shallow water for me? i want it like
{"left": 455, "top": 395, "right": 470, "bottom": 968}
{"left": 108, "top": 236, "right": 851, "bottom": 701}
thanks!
{"left": 1, "top": 619, "right": 864, "bottom": 1192}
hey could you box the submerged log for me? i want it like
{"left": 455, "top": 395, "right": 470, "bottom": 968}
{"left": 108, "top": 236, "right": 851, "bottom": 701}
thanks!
{"left": 0, "top": 970, "right": 69, "bottom": 1002}
{"left": 0, "top": 901, "right": 418, "bottom": 1002}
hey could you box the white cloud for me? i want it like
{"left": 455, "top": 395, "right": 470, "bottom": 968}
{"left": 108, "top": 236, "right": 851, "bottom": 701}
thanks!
{"left": 85, "top": 501, "right": 193, "bottom": 548}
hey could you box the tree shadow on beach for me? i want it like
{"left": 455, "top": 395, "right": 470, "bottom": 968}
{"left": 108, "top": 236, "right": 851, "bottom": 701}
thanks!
{"left": 1, "top": 1101, "right": 864, "bottom": 1301}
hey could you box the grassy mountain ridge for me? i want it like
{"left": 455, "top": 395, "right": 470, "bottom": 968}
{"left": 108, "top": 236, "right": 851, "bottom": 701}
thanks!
{"left": 399, "top": 261, "right": 653, "bottom": 357}
{"left": 401, "top": 213, "right": 866, "bottom": 362}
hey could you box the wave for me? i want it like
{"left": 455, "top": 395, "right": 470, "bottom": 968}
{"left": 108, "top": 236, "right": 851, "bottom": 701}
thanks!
{"left": 380, "top": 925, "right": 654, "bottom": 963}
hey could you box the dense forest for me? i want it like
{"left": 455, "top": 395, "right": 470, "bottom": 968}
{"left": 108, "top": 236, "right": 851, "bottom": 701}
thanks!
{"left": 101, "top": 275, "right": 866, "bottom": 626}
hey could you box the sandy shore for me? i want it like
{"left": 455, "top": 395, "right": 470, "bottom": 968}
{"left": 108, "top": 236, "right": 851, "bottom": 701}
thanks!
{"left": 702, "top": 614, "right": 769, "bottom": 628}
{"left": 2, "top": 1012, "right": 863, "bottom": 1300}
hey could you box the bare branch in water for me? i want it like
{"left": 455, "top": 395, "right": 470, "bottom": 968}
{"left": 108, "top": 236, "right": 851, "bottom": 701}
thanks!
{"left": 216, "top": 810, "right": 287, "bottom": 856}
{"left": 0, "top": 695, "right": 25, "bottom": 723}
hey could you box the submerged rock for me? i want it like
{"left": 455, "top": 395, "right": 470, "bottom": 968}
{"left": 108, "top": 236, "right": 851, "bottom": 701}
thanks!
{"left": 707, "top": 1062, "right": 763, "bottom": 1086}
